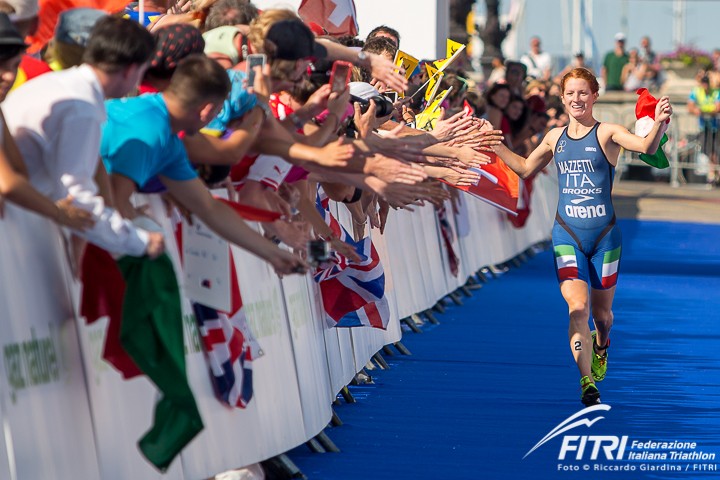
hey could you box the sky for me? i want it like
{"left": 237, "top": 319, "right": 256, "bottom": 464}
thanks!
{"left": 492, "top": 0, "right": 720, "bottom": 60}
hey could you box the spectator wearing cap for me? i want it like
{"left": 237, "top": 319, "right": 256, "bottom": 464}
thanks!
{"left": 203, "top": 25, "right": 242, "bottom": 69}
{"left": 0, "top": 15, "right": 94, "bottom": 230}
{"left": 3, "top": 16, "right": 164, "bottom": 259}
{"left": 246, "top": 10, "right": 406, "bottom": 94}
{"left": 45, "top": 8, "right": 106, "bottom": 71}
{"left": 0, "top": 0, "right": 51, "bottom": 90}
{"left": 602, "top": 32, "right": 629, "bottom": 91}
{"left": 0, "top": 10, "right": 25, "bottom": 100}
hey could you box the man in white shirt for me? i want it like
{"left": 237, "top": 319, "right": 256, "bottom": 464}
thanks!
{"left": 4, "top": 16, "right": 164, "bottom": 257}
{"left": 520, "top": 36, "right": 553, "bottom": 81}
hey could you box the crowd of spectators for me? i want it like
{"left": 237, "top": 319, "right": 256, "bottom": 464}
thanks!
{"left": 0, "top": 0, "right": 513, "bottom": 279}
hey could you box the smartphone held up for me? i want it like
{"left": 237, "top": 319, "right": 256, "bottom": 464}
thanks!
{"left": 329, "top": 60, "right": 352, "bottom": 93}
{"left": 245, "top": 53, "right": 267, "bottom": 88}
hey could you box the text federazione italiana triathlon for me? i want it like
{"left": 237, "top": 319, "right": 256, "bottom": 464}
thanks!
{"left": 627, "top": 440, "right": 716, "bottom": 461}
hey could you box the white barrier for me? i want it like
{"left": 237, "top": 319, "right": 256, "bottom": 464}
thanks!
{"left": 0, "top": 175, "right": 555, "bottom": 478}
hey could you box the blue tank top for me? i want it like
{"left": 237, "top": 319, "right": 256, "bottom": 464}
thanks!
{"left": 554, "top": 123, "right": 615, "bottom": 230}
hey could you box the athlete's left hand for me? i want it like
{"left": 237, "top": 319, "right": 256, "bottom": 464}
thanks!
{"left": 655, "top": 96, "right": 673, "bottom": 123}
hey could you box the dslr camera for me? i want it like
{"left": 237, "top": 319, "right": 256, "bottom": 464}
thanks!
{"left": 350, "top": 94, "right": 395, "bottom": 118}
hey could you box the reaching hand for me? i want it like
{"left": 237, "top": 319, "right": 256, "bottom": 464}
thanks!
{"left": 304, "top": 84, "right": 332, "bottom": 117}
{"left": 367, "top": 53, "right": 408, "bottom": 93}
{"left": 328, "top": 236, "right": 361, "bottom": 262}
{"left": 377, "top": 198, "right": 390, "bottom": 234}
{"left": 455, "top": 146, "right": 492, "bottom": 167}
{"left": 318, "top": 138, "right": 355, "bottom": 167}
{"left": 145, "top": 232, "right": 165, "bottom": 259}
{"left": 431, "top": 110, "right": 474, "bottom": 140}
{"left": 248, "top": 64, "right": 272, "bottom": 103}
{"left": 270, "top": 249, "right": 309, "bottom": 276}
{"left": 366, "top": 154, "right": 428, "bottom": 184}
{"left": 55, "top": 196, "right": 95, "bottom": 230}
{"left": 432, "top": 166, "right": 481, "bottom": 187}
{"left": 327, "top": 87, "right": 351, "bottom": 118}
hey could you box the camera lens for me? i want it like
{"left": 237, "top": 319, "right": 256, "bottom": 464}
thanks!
{"left": 349, "top": 95, "right": 394, "bottom": 118}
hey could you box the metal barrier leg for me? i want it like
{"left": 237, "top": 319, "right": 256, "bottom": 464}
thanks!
{"left": 372, "top": 352, "right": 390, "bottom": 370}
{"left": 393, "top": 341, "right": 412, "bottom": 355}
{"left": 261, "top": 454, "right": 307, "bottom": 479}
{"left": 401, "top": 316, "right": 423, "bottom": 333}
{"left": 447, "top": 291, "right": 463, "bottom": 306}
{"left": 382, "top": 345, "right": 395, "bottom": 356}
{"left": 423, "top": 310, "right": 440, "bottom": 325}
{"left": 331, "top": 409, "right": 343, "bottom": 427}
{"left": 340, "top": 386, "right": 356, "bottom": 403}
{"left": 456, "top": 285, "right": 471, "bottom": 297}
{"left": 305, "top": 438, "right": 326, "bottom": 453}
{"left": 432, "top": 301, "right": 446, "bottom": 313}
{"left": 315, "top": 431, "right": 340, "bottom": 453}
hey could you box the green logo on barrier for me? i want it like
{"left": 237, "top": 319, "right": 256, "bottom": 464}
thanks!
{"left": 183, "top": 313, "right": 203, "bottom": 355}
{"left": 3, "top": 328, "right": 61, "bottom": 404}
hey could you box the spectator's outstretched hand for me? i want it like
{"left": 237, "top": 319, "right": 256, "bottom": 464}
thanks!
{"left": 270, "top": 249, "right": 309, "bottom": 277}
{"left": 365, "top": 154, "right": 427, "bottom": 185}
{"left": 54, "top": 196, "right": 95, "bottom": 230}
{"left": 318, "top": 138, "right": 355, "bottom": 167}
{"left": 367, "top": 53, "right": 408, "bottom": 93}
{"left": 429, "top": 165, "right": 481, "bottom": 187}
{"left": 145, "top": 232, "right": 165, "bottom": 259}
{"left": 431, "top": 109, "right": 474, "bottom": 141}
{"left": 249, "top": 64, "right": 273, "bottom": 103}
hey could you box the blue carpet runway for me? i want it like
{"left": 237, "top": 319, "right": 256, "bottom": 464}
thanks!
{"left": 289, "top": 219, "right": 720, "bottom": 480}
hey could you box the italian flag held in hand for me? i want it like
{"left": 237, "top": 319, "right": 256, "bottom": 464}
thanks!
{"left": 634, "top": 88, "right": 670, "bottom": 169}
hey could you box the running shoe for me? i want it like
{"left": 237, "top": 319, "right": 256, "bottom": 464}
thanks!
{"left": 580, "top": 375, "right": 601, "bottom": 406}
{"left": 590, "top": 330, "right": 609, "bottom": 382}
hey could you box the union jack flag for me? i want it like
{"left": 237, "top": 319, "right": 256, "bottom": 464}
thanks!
{"left": 313, "top": 190, "right": 390, "bottom": 329}
{"left": 192, "top": 303, "right": 260, "bottom": 408}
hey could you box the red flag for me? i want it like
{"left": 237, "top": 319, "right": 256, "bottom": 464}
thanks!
{"left": 448, "top": 153, "right": 520, "bottom": 214}
{"left": 80, "top": 244, "right": 143, "bottom": 379}
{"left": 298, "top": 0, "right": 358, "bottom": 37}
{"left": 507, "top": 175, "right": 536, "bottom": 227}
{"left": 215, "top": 197, "right": 283, "bottom": 222}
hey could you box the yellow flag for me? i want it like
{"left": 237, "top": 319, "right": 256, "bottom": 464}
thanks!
{"left": 447, "top": 38, "right": 465, "bottom": 59}
{"left": 424, "top": 63, "right": 443, "bottom": 102}
{"left": 434, "top": 43, "right": 467, "bottom": 73}
{"left": 416, "top": 87, "right": 453, "bottom": 131}
{"left": 394, "top": 50, "right": 419, "bottom": 81}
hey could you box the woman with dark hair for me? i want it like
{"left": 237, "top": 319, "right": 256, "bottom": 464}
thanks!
{"left": 483, "top": 82, "right": 511, "bottom": 130}
{"left": 489, "top": 67, "right": 673, "bottom": 406}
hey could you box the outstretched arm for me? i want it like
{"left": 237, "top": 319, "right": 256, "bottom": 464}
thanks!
{"left": 161, "top": 175, "right": 308, "bottom": 275}
{"left": 491, "top": 126, "right": 559, "bottom": 179}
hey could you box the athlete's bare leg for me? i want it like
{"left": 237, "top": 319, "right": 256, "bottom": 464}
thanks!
{"left": 560, "top": 279, "right": 592, "bottom": 379}
{"left": 591, "top": 286, "right": 616, "bottom": 351}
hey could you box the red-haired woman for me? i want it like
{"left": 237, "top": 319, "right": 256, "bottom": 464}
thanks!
{"left": 487, "top": 67, "right": 672, "bottom": 406}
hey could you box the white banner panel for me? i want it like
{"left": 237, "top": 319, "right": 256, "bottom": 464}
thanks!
{"left": 0, "top": 205, "right": 101, "bottom": 480}
{"left": 280, "top": 273, "right": 333, "bottom": 439}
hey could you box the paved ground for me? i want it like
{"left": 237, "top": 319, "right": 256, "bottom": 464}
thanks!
{"left": 613, "top": 180, "right": 720, "bottom": 224}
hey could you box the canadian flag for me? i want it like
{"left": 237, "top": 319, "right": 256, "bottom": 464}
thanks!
{"left": 298, "top": 0, "right": 358, "bottom": 37}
